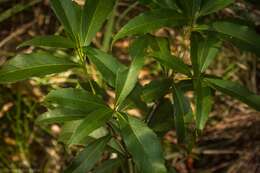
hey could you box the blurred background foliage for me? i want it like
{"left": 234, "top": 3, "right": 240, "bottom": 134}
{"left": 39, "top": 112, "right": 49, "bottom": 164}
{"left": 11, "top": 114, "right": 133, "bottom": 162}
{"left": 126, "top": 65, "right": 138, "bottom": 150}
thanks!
{"left": 0, "top": 0, "right": 259, "bottom": 172}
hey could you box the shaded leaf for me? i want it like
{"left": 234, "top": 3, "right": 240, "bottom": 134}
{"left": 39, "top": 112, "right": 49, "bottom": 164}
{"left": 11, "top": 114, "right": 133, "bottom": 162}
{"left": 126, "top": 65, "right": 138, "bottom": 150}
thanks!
{"left": 172, "top": 83, "right": 186, "bottom": 143}
{"left": 200, "top": 0, "right": 234, "bottom": 16}
{"left": 0, "top": 52, "right": 78, "bottom": 83}
{"left": 205, "top": 77, "right": 260, "bottom": 111}
{"left": 93, "top": 159, "right": 121, "bottom": 173}
{"left": 119, "top": 115, "right": 167, "bottom": 173}
{"left": 142, "top": 78, "right": 172, "bottom": 103}
{"left": 211, "top": 21, "right": 260, "bottom": 57}
{"left": 65, "top": 136, "right": 111, "bottom": 173}
{"left": 194, "top": 79, "right": 213, "bottom": 130}
{"left": 68, "top": 107, "right": 113, "bottom": 145}
{"left": 149, "top": 99, "right": 174, "bottom": 133}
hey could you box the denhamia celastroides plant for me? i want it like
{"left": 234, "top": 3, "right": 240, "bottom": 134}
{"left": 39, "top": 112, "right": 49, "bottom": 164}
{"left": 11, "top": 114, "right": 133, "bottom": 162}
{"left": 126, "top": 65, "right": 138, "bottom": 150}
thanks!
{"left": 0, "top": 0, "right": 260, "bottom": 172}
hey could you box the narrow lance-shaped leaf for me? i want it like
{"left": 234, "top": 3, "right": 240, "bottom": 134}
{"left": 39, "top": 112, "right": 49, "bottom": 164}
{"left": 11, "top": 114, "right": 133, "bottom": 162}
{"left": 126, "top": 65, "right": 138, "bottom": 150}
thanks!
{"left": 118, "top": 114, "right": 167, "bottom": 173}
{"left": 50, "top": 0, "right": 81, "bottom": 40}
{"left": 65, "top": 135, "right": 111, "bottom": 173}
{"left": 194, "top": 78, "right": 213, "bottom": 130}
{"left": 172, "top": 83, "right": 186, "bottom": 143}
{"left": 81, "top": 0, "right": 115, "bottom": 46}
{"left": 149, "top": 36, "right": 191, "bottom": 76}
{"left": 68, "top": 107, "right": 113, "bottom": 145}
{"left": 204, "top": 77, "right": 260, "bottom": 111}
{"left": 18, "top": 35, "right": 76, "bottom": 49}
{"left": 36, "top": 108, "right": 87, "bottom": 124}
{"left": 113, "top": 9, "right": 186, "bottom": 43}
{"left": 0, "top": 52, "right": 78, "bottom": 83}
{"left": 199, "top": 0, "right": 234, "bottom": 16}
{"left": 191, "top": 33, "right": 221, "bottom": 74}
{"left": 211, "top": 21, "right": 260, "bottom": 58}
{"left": 116, "top": 37, "right": 148, "bottom": 106}
{"left": 44, "top": 88, "right": 107, "bottom": 112}
{"left": 84, "top": 47, "right": 125, "bottom": 86}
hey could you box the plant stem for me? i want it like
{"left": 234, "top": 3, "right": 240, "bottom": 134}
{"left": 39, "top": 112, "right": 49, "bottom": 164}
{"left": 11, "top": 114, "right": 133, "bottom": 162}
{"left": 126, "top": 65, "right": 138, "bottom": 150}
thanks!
{"left": 76, "top": 46, "right": 96, "bottom": 95}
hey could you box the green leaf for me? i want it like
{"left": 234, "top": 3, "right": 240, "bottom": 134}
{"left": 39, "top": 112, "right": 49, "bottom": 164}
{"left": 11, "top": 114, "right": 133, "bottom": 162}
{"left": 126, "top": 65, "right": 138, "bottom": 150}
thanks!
{"left": 84, "top": 47, "right": 125, "bottom": 86}
{"left": 68, "top": 107, "right": 113, "bottom": 145}
{"left": 44, "top": 88, "right": 107, "bottom": 112}
{"left": 65, "top": 135, "right": 111, "bottom": 173}
{"left": 172, "top": 83, "right": 186, "bottom": 143}
{"left": 176, "top": 0, "right": 201, "bottom": 18}
{"left": 117, "top": 84, "right": 148, "bottom": 112}
{"left": 211, "top": 21, "right": 260, "bottom": 57}
{"left": 149, "top": 36, "right": 191, "bottom": 76}
{"left": 18, "top": 35, "right": 76, "bottom": 48}
{"left": 200, "top": 0, "right": 234, "bottom": 16}
{"left": 81, "top": 0, "right": 115, "bottom": 46}
{"left": 36, "top": 108, "right": 87, "bottom": 124}
{"left": 115, "top": 37, "right": 148, "bottom": 106}
{"left": 93, "top": 159, "right": 121, "bottom": 173}
{"left": 205, "top": 77, "right": 260, "bottom": 111}
{"left": 191, "top": 33, "right": 221, "bottom": 74}
{"left": 119, "top": 115, "right": 167, "bottom": 173}
{"left": 113, "top": 9, "right": 186, "bottom": 42}
{"left": 50, "top": 0, "right": 81, "bottom": 40}
{"left": 153, "top": 0, "right": 180, "bottom": 11}
{"left": 0, "top": 52, "right": 78, "bottom": 83}
{"left": 149, "top": 99, "right": 174, "bottom": 133}
{"left": 194, "top": 79, "right": 213, "bottom": 130}
{"left": 142, "top": 78, "right": 172, "bottom": 103}
{"left": 152, "top": 53, "right": 191, "bottom": 76}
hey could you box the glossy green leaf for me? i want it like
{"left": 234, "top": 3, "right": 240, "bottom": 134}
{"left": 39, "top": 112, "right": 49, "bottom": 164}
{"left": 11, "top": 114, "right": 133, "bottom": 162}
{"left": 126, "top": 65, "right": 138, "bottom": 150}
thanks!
{"left": 84, "top": 47, "right": 125, "bottom": 86}
{"left": 68, "top": 107, "right": 113, "bottom": 145}
{"left": 172, "top": 83, "right": 186, "bottom": 143}
{"left": 93, "top": 159, "right": 121, "bottom": 173}
{"left": 113, "top": 9, "right": 186, "bottom": 42}
{"left": 211, "top": 21, "right": 260, "bottom": 57}
{"left": 65, "top": 136, "right": 111, "bottom": 173}
{"left": 44, "top": 88, "right": 107, "bottom": 112}
{"left": 81, "top": 0, "right": 115, "bottom": 46}
{"left": 194, "top": 79, "right": 213, "bottom": 130}
{"left": 142, "top": 78, "right": 172, "bottom": 102}
{"left": 119, "top": 115, "right": 167, "bottom": 173}
{"left": 36, "top": 108, "right": 86, "bottom": 124}
{"left": 50, "top": 0, "right": 81, "bottom": 40}
{"left": 200, "top": 0, "right": 234, "bottom": 16}
{"left": 115, "top": 37, "right": 148, "bottom": 106}
{"left": 18, "top": 35, "right": 76, "bottom": 48}
{"left": 205, "top": 77, "right": 260, "bottom": 111}
{"left": 0, "top": 52, "right": 78, "bottom": 83}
